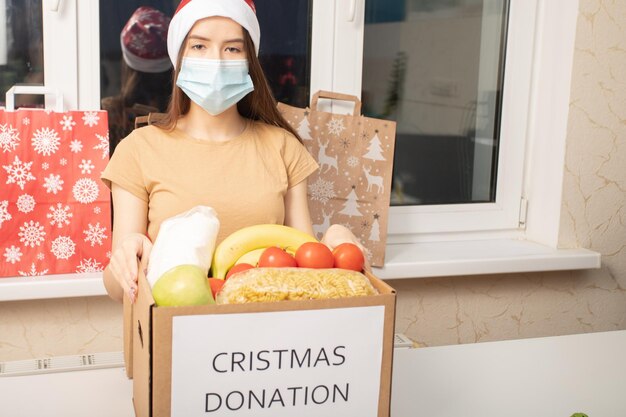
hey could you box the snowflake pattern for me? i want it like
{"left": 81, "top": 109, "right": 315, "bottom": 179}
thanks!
{"left": 82, "top": 111, "right": 100, "bottom": 127}
{"left": 51, "top": 236, "right": 76, "bottom": 260}
{"left": 31, "top": 127, "right": 60, "bottom": 156}
{"left": 83, "top": 222, "right": 107, "bottom": 247}
{"left": 72, "top": 178, "right": 99, "bottom": 204}
{"left": 326, "top": 117, "right": 346, "bottom": 136}
{"left": 79, "top": 159, "right": 94, "bottom": 174}
{"left": 0, "top": 200, "right": 11, "bottom": 228}
{"left": 0, "top": 123, "right": 20, "bottom": 153}
{"left": 18, "top": 263, "right": 49, "bottom": 277}
{"left": 18, "top": 220, "right": 46, "bottom": 248}
{"left": 43, "top": 173, "right": 64, "bottom": 194}
{"left": 47, "top": 203, "right": 73, "bottom": 228}
{"left": 4, "top": 245, "right": 23, "bottom": 264}
{"left": 347, "top": 156, "right": 359, "bottom": 168}
{"left": 16, "top": 194, "right": 36, "bottom": 213}
{"left": 3, "top": 155, "right": 36, "bottom": 190}
{"left": 70, "top": 139, "right": 83, "bottom": 153}
{"left": 60, "top": 115, "right": 76, "bottom": 131}
{"left": 93, "top": 133, "right": 109, "bottom": 159}
{"left": 76, "top": 258, "right": 104, "bottom": 273}
{"left": 308, "top": 178, "right": 337, "bottom": 204}
{"left": 339, "top": 137, "right": 351, "bottom": 148}
{"left": 2, "top": 110, "right": 111, "bottom": 275}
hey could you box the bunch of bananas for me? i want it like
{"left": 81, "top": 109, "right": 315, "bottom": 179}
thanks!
{"left": 210, "top": 224, "right": 317, "bottom": 279}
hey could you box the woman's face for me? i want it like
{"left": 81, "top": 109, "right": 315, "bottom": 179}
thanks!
{"left": 183, "top": 16, "right": 247, "bottom": 61}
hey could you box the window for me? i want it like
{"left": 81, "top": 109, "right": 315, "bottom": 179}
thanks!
{"left": 329, "top": 0, "right": 537, "bottom": 240}
{"left": 363, "top": 0, "right": 508, "bottom": 207}
{"left": 21, "top": 0, "right": 575, "bottom": 245}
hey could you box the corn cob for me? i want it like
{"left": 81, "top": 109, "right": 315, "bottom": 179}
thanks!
{"left": 216, "top": 267, "right": 377, "bottom": 304}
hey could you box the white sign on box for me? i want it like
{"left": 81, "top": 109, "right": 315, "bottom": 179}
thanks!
{"left": 171, "top": 306, "right": 385, "bottom": 417}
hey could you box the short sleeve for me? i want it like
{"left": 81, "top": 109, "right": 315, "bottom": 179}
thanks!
{"left": 100, "top": 132, "right": 149, "bottom": 202}
{"left": 282, "top": 131, "right": 319, "bottom": 188}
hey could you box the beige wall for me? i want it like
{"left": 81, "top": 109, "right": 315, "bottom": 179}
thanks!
{"left": 392, "top": 0, "right": 626, "bottom": 347}
{"left": 1, "top": 0, "right": 624, "bottom": 361}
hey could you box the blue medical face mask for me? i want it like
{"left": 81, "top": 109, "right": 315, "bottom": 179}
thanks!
{"left": 176, "top": 57, "right": 255, "bottom": 116}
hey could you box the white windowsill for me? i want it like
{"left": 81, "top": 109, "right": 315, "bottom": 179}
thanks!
{"left": 373, "top": 239, "right": 601, "bottom": 279}
{"left": 0, "top": 272, "right": 105, "bottom": 302}
{"left": 0, "top": 239, "right": 600, "bottom": 302}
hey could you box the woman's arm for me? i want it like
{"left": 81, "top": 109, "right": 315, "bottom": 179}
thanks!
{"left": 103, "top": 184, "right": 151, "bottom": 302}
{"left": 284, "top": 178, "right": 369, "bottom": 268}
{"left": 284, "top": 178, "right": 314, "bottom": 236}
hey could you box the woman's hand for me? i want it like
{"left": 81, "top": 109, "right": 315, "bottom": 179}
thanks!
{"left": 107, "top": 232, "right": 152, "bottom": 303}
{"left": 321, "top": 224, "right": 371, "bottom": 270}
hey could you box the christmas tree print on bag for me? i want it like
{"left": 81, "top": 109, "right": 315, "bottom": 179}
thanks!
{"left": 0, "top": 87, "right": 111, "bottom": 278}
{"left": 278, "top": 91, "right": 396, "bottom": 266}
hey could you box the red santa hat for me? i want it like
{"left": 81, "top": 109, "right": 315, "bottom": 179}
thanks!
{"left": 167, "top": 0, "right": 260, "bottom": 68}
{"left": 120, "top": 6, "right": 172, "bottom": 73}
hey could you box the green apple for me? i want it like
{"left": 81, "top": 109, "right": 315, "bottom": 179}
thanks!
{"left": 152, "top": 264, "right": 215, "bottom": 307}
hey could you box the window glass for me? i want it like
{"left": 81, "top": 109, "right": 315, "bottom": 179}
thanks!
{"left": 99, "top": 0, "right": 311, "bottom": 154}
{"left": 0, "top": 0, "right": 44, "bottom": 108}
{"left": 362, "top": 0, "right": 508, "bottom": 205}
{"left": 256, "top": 0, "right": 311, "bottom": 108}
{"left": 99, "top": 1, "right": 177, "bottom": 154}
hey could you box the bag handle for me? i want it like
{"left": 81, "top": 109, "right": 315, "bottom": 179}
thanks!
{"left": 5, "top": 86, "right": 64, "bottom": 112}
{"left": 134, "top": 112, "right": 167, "bottom": 129}
{"left": 310, "top": 90, "right": 362, "bottom": 116}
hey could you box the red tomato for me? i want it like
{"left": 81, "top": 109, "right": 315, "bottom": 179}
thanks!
{"left": 332, "top": 243, "right": 365, "bottom": 271}
{"left": 225, "top": 263, "right": 254, "bottom": 280}
{"left": 257, "top": 247, "right": 297, "bottom": 268}
{"left": 295, "top": 242, "right": 334, "bottom": 268}
{"left": 207, "top": 277, "right": 224, "bottom": 298}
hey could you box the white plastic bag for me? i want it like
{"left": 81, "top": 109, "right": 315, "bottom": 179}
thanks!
{"left": 146, "top": 206, "right": 220, "bottom": 287}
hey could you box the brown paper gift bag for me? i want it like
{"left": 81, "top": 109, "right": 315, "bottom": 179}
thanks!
{"left": 278, "top": 91, "right": 396, "bottom": 266}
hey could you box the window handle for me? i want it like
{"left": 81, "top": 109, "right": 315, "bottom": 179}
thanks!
{"left": 49, "top": 0, "right": 62, "bottom": 12}
{"left": 347, "top": 0, "right": 357, "bottom": 22}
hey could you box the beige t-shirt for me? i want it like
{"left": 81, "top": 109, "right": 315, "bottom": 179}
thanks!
{"left": 101, "top": 120, "right": 319, "bottom": 244}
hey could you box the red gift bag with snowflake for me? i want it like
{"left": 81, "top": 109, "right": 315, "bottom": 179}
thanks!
{"left": 0, "top": 98, "right": 111, "bottom": 277}
{"left": 278, "top": 91, "right": 396, "bottom": 267}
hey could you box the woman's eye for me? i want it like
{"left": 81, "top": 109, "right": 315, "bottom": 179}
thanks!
{"left": 190, "top": 44, "right": 205, "bottom": 50}
{"left": 225, "top": 46, "right": 242, "bottom": 53}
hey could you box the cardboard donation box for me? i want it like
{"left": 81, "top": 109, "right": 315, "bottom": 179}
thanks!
{"left": 125, "top": 271, "right": 396, "bottom": 417}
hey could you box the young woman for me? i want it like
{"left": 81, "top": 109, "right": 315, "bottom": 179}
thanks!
{"left": 101, "top": 0, "right": 362, "bottom": 302}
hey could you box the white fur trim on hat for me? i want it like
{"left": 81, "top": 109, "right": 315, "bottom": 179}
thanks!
{"left": 167, "top": 0, "right": 260, "bottom": 69}
{"left": 121, "top": 36, "right": 172, "bottom": 73}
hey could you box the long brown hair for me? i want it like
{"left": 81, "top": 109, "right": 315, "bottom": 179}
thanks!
{"left": 154, "top": 28, "right": 302, "bottom": 142}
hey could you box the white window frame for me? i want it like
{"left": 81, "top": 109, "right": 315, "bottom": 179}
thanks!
{"left": 318, "top": 0, "right": 532, "bottom": 241}
{"left": 42, "top": 0, "right": 99, "bottom": 111}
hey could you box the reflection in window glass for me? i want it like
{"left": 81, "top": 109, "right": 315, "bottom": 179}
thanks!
{"left": 256, "top": 0, "right": 311, "bottom": 108}
{"left": 0, "top": 0, "right": 44, "bottom": 108}
{"left": 99, "top": 0, "right": 311, "bottom": 154}
{"left": 362, "top": 0, "right": 509, "bottom": 205}
{"left": 100, "top": 1, "right": 176, "bottom": 154}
